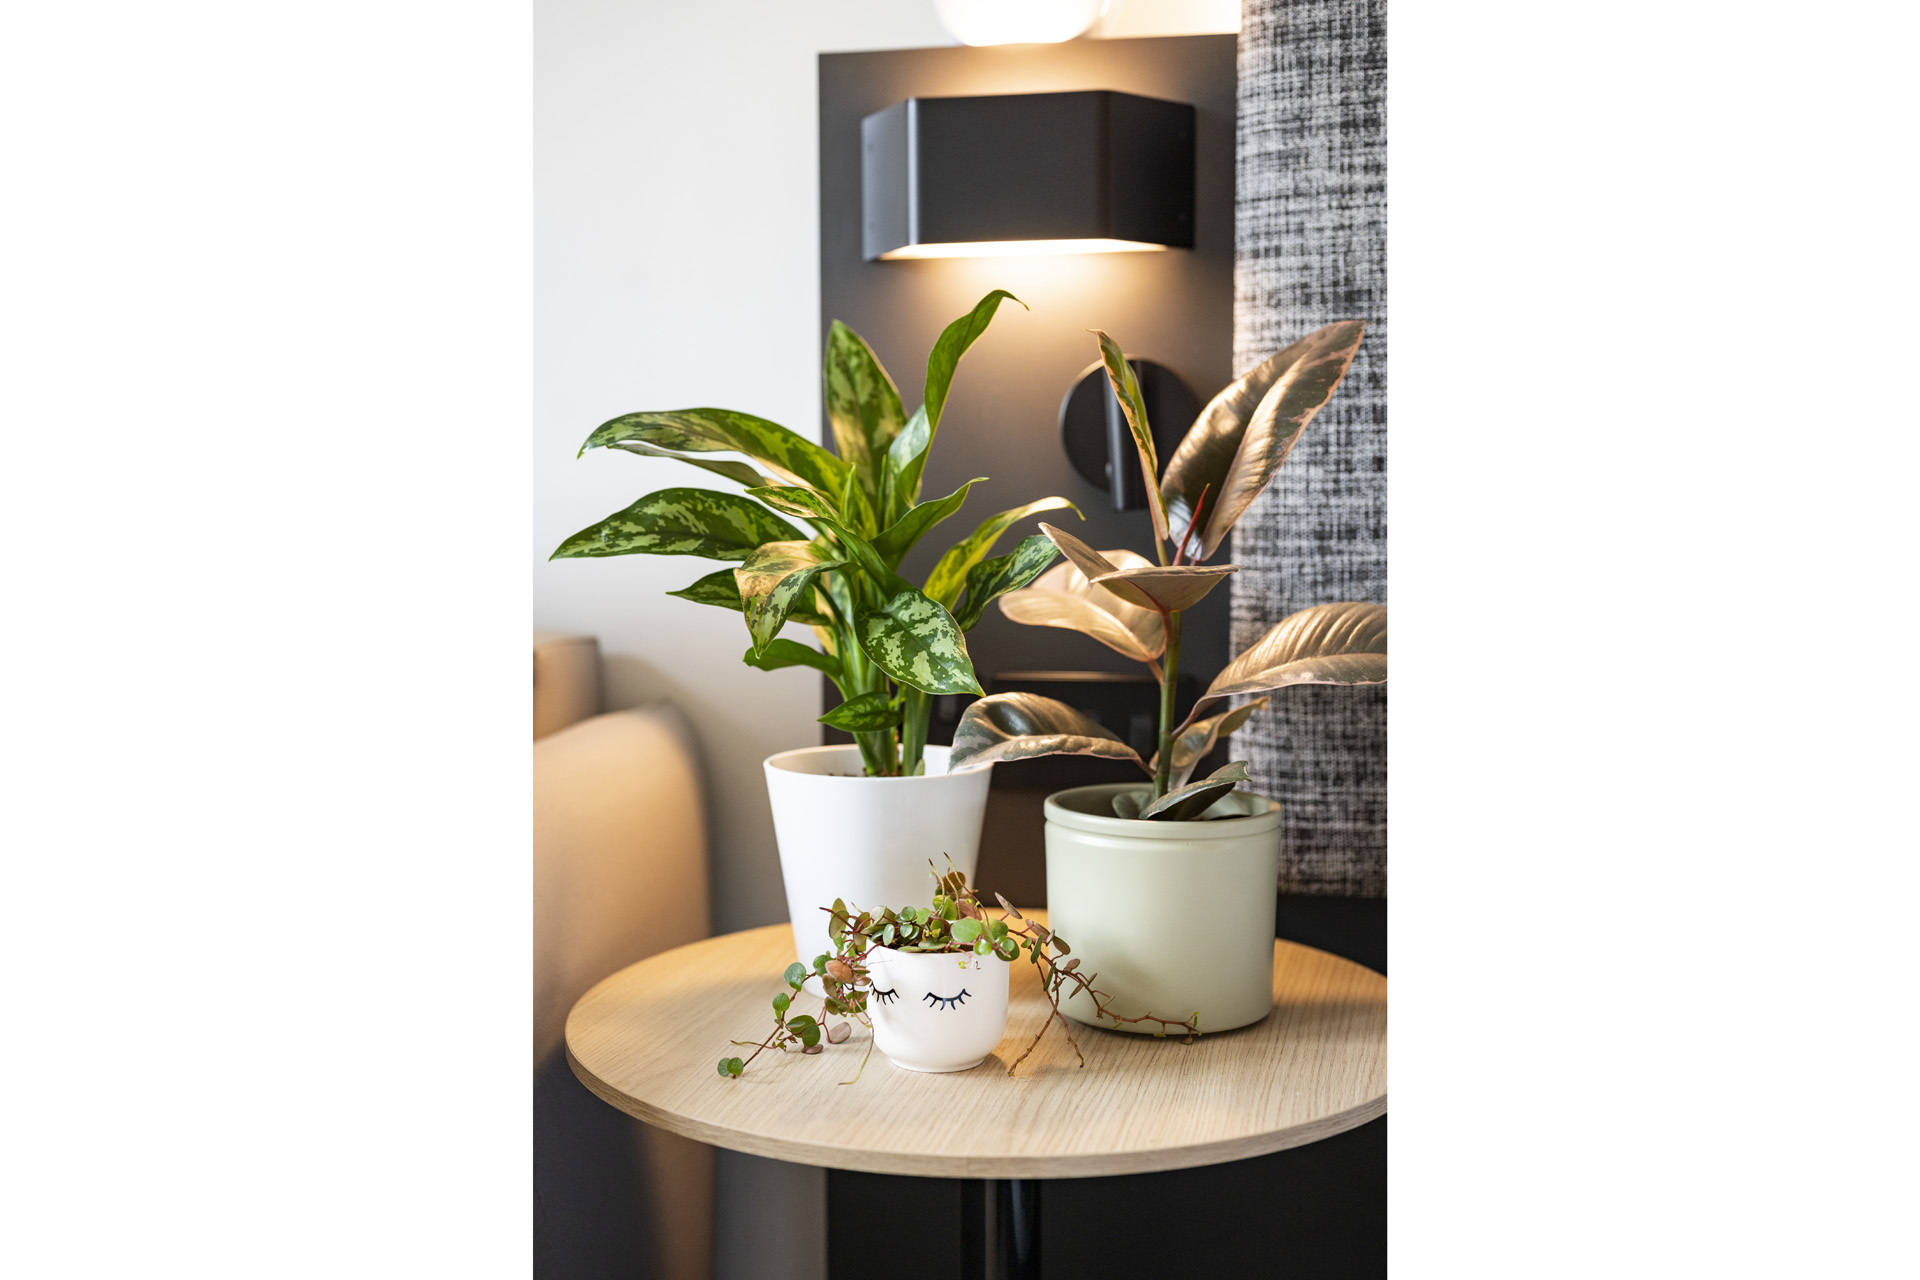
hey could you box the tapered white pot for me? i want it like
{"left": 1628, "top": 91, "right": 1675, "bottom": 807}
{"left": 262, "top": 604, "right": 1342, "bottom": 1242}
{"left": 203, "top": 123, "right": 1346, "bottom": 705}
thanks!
{"left": 864, "top": 947, "right": 1011, "bottom": 1073}
{"left": 1045, "top": 783, "right": 1282, "bottom": 1034}
{"left": 763, "top": 745, "right": 993, "bottom": 968}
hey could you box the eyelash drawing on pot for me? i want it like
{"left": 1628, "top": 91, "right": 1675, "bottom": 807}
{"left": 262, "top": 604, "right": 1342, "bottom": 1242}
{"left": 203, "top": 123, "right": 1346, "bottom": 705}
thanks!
{"left": 924, "top": 990, "right": 971, "bottom": 1011}
{"left": 871, "top": 987, "right": 899, "bottom": 1005}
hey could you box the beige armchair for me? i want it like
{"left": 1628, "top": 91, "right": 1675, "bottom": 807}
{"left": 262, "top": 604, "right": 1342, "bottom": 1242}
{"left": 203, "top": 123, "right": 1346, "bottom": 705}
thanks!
{"left": 533, "top": 632, "right": 715, "bottom": 1278}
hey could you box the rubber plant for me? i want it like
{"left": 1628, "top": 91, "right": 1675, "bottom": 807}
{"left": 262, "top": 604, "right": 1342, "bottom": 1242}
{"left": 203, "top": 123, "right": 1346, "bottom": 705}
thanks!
{"left": 717, "top": 864, "right": 1199, "bottom": 1082}
{"left": 947, "top": 322, "right": 1388, "bottom": 819}
{"left": 550, "top": 290, "right": 1078, "bottom": 777}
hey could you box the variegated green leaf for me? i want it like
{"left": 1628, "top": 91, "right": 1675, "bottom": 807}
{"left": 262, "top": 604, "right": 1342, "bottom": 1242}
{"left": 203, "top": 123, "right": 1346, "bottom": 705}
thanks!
{"left": 953, "top": 534, "right": 1060, "bottom": 631}
{"left": 885, "top": 291, "right": 1024, "bottom": 520}
{"left": 742, "top": 639, "right": 841, "bottom": 680}
{"left": 872, "top": 477, "right": 982, "bottom": 567}
{"left": 1149, "top": 697, "right": 1271, "bottom": 791}
{"left": 607, "top": 440, "right": 769, "bottom": 488}
{"left": 1092, "top": 330, "right": 1171, "bottom": 549}
{"left": 949, "top": 692, "right": 1147, "bottom": 772}
{"left": 854, "top": 588, "right": 981, "bottom": 696}
{"left": 880, "top": 405, "right": 930, "bottom": 522}
{"left": 735, "top": 541, "right": 846, "bottom": 652}
{"left": 1161, "top": 321, "right": 1365, "bottom": 561}
{"left": 824, "top": 321, "right": 907, "bottom": 493}
{"left": 549, "top": 488, "right": 800, "bottom": 562}
{"left": 1141, "top": 761, "right": 1253, "bottom": 822}
{"left": 997, "top": 547, "right": 1165, "bottom": 662}
{"left": 925, "top": 497, "right": 1081, "bottom": 607}
{"left": 840, "top": 464, "right": 880, "bottom": 538}
{"left": 580, "top": 408, "right": 849, "bottom": 496}
{"left": 1199, "top": 601, "right": 1387, "bottom": 706}
{"left": 818, "top": 691, "right": 902, "bottom": 733}
{"left": 748, "top": 484, "right": 843, "bottom": 523}
{"left": 668, "top": 568, "right": 829, "bottom": 625}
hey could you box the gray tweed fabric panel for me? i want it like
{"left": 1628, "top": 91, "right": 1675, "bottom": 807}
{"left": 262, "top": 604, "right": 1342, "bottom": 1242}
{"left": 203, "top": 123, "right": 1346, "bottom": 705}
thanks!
{"left": 1231, "top": 0, "right": 1387, "bottom": 897}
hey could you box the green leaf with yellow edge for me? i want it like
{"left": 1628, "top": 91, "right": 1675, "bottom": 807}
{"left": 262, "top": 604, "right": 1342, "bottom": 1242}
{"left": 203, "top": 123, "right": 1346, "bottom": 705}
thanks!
{"left": 735, "top": 541, "right": 846, "bottom": 651}
{"left": 871, "top": 477, "right": 983, "bottom": 567}
{"left": 580, "top": 407, "right": 849, "bottom": 496}
{"left": 953, "top": 534, "right": 1060, "bottom": 631}
{"left": 824, "top": 321, "right": 907, "bottom": 494}
{"left": 854, "top": 587, "right": 982, "bottom": 696}
{"left": 549, "top": 488, "right": 800, "bottom": 562}
{"left": 949, "top": 692, "right": 1148, "bottom": 772}
{"left": 671, "top": 569, "right": 828, "bottom": 625}
{"left": 880, "top": 405, "right": 929, "bottom": 522}
{"left": 924, "top": 496, "right": 1081, "bottom": 608}
{"left": 748, "top": 484, "right": 843, "bottom": 523}
{"left": 1091, "top": 330, "right": 1170, "bottom": 549}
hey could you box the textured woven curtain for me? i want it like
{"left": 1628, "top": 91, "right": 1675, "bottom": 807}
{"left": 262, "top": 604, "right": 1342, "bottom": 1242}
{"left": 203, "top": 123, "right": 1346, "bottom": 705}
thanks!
{"left": 1231, "top": 0, "right": 1387, "bottom": 896}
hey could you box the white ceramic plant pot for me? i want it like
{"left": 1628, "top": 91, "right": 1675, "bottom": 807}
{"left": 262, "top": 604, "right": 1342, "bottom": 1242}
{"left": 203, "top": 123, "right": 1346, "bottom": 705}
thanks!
{"left": 864, "top": 946, "right": 1011, "bottom": 1073}
{"left": 1045, "top": 783, "right": 1282, "bottom": 1034}
{"left": 763, "top": 744, "right": 994, "bottom": 968}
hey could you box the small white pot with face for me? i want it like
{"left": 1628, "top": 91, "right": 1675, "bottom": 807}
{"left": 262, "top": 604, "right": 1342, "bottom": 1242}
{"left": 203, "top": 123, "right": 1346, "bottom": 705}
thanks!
{"left": 864, "top": 947, "right": 1010, "bottom": 1073}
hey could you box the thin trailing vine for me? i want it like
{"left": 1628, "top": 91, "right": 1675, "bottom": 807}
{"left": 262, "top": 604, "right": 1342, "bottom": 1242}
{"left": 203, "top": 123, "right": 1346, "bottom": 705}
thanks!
{"left": 716, "top": 864, "right": 1200, "bottom": 1081}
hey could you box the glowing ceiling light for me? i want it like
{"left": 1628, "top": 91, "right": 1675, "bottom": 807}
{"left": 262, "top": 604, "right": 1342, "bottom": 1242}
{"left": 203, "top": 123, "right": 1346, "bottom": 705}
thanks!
{"left": 932, "top": 0, "right": 1110, "bottom": 47}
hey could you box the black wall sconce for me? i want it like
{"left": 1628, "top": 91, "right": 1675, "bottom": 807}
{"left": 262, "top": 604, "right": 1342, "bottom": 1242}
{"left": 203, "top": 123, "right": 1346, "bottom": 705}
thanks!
{"left": 860, "top": 89, "right": 1195, "bottom": 261}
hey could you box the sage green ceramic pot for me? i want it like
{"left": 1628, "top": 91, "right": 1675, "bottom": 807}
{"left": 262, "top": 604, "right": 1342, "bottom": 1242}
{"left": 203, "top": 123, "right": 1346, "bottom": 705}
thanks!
{"left": 1044, "top": 783, "right": 1282, "bottom": 1034}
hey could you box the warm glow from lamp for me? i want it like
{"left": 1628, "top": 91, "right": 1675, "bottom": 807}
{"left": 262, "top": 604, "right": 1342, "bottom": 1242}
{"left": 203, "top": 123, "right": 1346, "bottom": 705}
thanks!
{"left": 880, "top": 237, "right": 1168, "bottom": 260}
{"left": 932, "top": 0, "right": 1110, "bottom": 47}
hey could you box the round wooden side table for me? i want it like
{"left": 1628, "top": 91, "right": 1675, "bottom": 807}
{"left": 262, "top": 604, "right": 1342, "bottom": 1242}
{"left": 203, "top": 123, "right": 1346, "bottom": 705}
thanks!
{"left": 566, "top": 914, "right": 1386, "bottom": 1276}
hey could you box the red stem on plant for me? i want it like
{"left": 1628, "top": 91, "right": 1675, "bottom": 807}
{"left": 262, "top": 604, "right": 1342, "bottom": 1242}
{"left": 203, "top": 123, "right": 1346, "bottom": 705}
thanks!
{"left": 1172, "top": 483, "right": 1211, "bottom": 567}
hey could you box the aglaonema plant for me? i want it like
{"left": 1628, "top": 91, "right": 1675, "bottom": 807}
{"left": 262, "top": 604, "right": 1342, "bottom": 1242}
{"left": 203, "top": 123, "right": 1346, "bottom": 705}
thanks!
{"left": 948, "top": 322, "right": 1389, "bottom": 819}
{"left": 551, "top": 291, "right": 1079, "bottom": 777}
{"left": 716, "top": 864, "right": 1199, "bottom": 1083}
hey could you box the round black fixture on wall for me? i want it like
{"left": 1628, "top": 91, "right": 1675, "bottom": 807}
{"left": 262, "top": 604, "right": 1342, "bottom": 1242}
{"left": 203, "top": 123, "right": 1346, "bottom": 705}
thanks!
{"left": 1057, "top": 358, "right": 1199, "bottom": 511}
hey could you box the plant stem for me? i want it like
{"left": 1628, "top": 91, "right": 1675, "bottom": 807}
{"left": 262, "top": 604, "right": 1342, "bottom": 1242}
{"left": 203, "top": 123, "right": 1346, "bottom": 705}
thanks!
{"left": 901, "top": 686, "right": 929, "bottom": 776}
{"left": 1152, "top": 609, "right": 1182, "bottom": 801}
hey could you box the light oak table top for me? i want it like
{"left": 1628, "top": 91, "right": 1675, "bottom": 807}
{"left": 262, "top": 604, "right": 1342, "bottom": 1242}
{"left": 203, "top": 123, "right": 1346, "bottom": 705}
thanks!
{"left": 566, "top": 913, "right": 1387, "bottom": 1179}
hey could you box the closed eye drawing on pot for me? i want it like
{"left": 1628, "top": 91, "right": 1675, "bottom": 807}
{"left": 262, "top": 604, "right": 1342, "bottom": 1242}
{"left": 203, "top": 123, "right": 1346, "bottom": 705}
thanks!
{"left": 925, "top": 990, "right": 972, "bottom": 1010}
{"left": 871, "top": 987, "right": 900, "bottom": 1005}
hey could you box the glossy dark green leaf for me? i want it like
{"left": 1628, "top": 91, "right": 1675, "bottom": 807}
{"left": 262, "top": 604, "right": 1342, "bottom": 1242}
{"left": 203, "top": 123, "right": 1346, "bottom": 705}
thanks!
{"left": 735, "top": 540, "right": 845, "bottom": 651}
{"left": 580, "top": 407, "right": 850, "bottom": 495}
{"left": 784, "top": 962, "right": 808, "bottom": 990}
{"left": 741, "top": 639, "right": 841, "bottom": 679}
{"left": 1141, "top": 761, "right": 1253, "bottom": 822}
{"left": 1160, "top": 320, "right": 1366, "bottom": 561}
{"left": 871, "top": 477, "right": 983, "bottom": 567}
{"left": 953, "top": 534, "right": 1060, "bottom": 631}
{"left": 1111, "top": 790, "right": 1147, "bottom": 819}
{"left": 824, "top": 321, "right": 907, "bottom": 492}
{"left": 818, "top": 691, "right": 902, "bottom": 732}
{"left": 1149, "top": 697, "right": 1271, "bottom": 791}
{"left": 854, "top": 588, "right": 982, "bottom": 696}
{"left": 1092, "top": 330, "right": 1171, "bottom": 549}
{"left": 949, "top": 692, "right": 1147, "bottom": 772}
{"left": 549, "top": 488, "right": 801, "bottom": 561}
{"left": 1199, "top": 601, "right": 1387, "bottom": 706}
{"left": 924, "top": 497, "right": 1081, "bottom": 607}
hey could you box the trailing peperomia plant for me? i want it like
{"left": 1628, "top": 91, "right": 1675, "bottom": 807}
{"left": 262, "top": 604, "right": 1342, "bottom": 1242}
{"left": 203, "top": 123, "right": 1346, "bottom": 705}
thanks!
{"left": 716, "top": 864, "right": 1200, "bottom": 1082}
{"left": 948, "top": 323, "right": 1389, "bottom": 819}
{"left": 551, "top": 291, "right": 1079, "bottom": 777}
